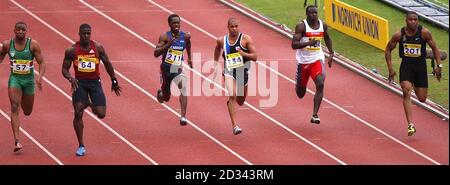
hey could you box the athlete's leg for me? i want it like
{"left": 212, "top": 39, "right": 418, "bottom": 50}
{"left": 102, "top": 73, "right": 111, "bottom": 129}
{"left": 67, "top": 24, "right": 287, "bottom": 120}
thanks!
{"left": 73, "top": 102, "right": 88, "bottom": 147}
{"left": 174, "top": 74, "right": 188, "bottom": 126}
{"left": 157, "top": 66, "right": 172, "bottom": 103}
{"left": 236, "top": 85, "right": 248, "bottom": 106}
{"left": 413, "top": 62, "right": 428, "bottom": 103}
{"left": 175, "top": 74, "right": 187, "bottom": 118}
{"left": 400, "top": 81, "right": 414, "bottom": 125}
{"left": 84, "top": 80, "right": 106, "bottom": 119}
{"left": 21, "top": 94, "right": 34, "bottom": 116}
{"left": 295, "top": 63, "right": 309, "bottom": 99}
{"left": 225, "top": 76, "right": 238, "bottom": 128}
{"left": 72, "top": 83, "right": 90, "bottom": 149}
{"left": 20, "top": 79, "right": 36, "bottom": 116}
{"left": 8, "top": 87, "right": 23, "bottom": 151}
{"left": 312, "top": 75, "right": 324, "bottom": 116}
{"left": 414, "top": 87, "right": 428, "bottom": 103}
{"left": 236, "top": 68, "right": 248, "bottom": 106}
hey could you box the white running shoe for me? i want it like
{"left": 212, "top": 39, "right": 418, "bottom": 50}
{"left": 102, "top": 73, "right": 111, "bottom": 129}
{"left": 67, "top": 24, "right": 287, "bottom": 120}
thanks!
{"left": 180, "top": 117, "right": 187, "bottom": 126}
{"left": 233, "top": 126, "right": 242, "bottom": 135}
{"left": 310, "top": 115, "right": 320, "bottom": 124}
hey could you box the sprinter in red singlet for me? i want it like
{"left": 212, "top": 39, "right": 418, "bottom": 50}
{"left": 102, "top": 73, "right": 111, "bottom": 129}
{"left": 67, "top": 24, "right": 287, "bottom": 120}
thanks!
{"left": 62, "top": 24, "right": 122, "bottom": 156}
{"left": 291, "top": 5, "right": 334, "bottom": 124}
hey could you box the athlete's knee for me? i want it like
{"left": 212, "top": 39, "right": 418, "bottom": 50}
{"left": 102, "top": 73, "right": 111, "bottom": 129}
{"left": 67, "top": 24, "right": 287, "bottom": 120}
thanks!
{"left": 10, "top": 102, "right": 20, "bottom": 113}
{"left": 402, "top": 91, "right": 411, "bottom": 99}
{"left": 237, "top": 99, "right": 245, "bottom": 106}
{"left": 23, "top": 110, "right": 32, "bottom": 116}
{"left": 179, "top": 85, "right": 187, "bottom": 96}
{"left": 74, "top": 109, "right": 84, "bottom": 119}
{"left": 96, "top": 113, "right": 106, "bottom": 119}
{"left": 295, "top": 86, "right": 306, "bottom": 99}
{"left": 236, "top": 96, "right": 246, "bottom": 106}
{"left": 228, "top": 95, "right": 236, "bottom": 103}
{"left": 316, "top": 81, "right": 324, "bottom": 90}
{"left": 163, "top": 93, "right": 171, "bottom": 101}
{"left": 418, "top": 97, "right": 427, "bottom": 102}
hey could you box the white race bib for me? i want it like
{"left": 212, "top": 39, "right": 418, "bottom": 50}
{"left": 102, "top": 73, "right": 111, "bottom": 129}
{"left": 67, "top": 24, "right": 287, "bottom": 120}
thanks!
{"left": 77, "top": 56, "right": 97, "bottom": 72}
{"left": 12, "top": 60, "right": 32, "bottom": 74}
{"left": 165, "top": 49, "right": 183, "bottom": 65}
{"left": 225, "top": 53, "right": 244, "bottom": 69}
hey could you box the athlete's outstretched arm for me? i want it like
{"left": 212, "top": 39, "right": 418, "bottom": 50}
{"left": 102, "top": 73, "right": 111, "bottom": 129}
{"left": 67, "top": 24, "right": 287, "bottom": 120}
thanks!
{"left": 62, "top": 47, "right": 78, "bottom": 92}
{"left": 97, "top": 42, "right": 121, "bottom": 96}
{"left": 385, "top": 31, "right": 401, "bottom": 83}
{"left": 31, "top": 40, "right": 45, "bottom": 90}
{"left": 185, "top": 32, "right": 192, "bottom": 68}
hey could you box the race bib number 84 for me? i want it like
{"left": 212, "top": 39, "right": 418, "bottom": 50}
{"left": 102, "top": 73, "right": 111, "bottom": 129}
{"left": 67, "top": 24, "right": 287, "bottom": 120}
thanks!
{"left": 165, "top": 49, "right": 183, "bottom": 66}
{"left": 226, "top": 53, "right": 244, "bottom": 69}
{"left": 403, "top": 43, "right": 421, "bottom": 57}
{"left": 12, "top": 60, "right": 32, "bottom": 74}
{"left": 77, "top": 56, "right": 97, "bottom": 72}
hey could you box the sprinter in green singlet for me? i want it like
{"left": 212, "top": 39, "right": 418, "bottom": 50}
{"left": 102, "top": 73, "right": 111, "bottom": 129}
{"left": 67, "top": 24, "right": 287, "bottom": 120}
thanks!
{"left": 0, "top": 21, "right": 46, "bottom": 152}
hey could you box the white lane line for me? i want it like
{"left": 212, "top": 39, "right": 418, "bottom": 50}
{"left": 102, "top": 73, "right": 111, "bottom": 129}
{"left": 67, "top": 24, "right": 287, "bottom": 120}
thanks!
{"left": 0, "top": 108, "right": 64, "bottom": 165}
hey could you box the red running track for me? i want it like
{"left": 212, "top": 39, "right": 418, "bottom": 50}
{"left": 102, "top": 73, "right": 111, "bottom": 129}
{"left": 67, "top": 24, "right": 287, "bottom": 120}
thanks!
{"left": 0, "top": 0, "right": 447, "bottom": 164}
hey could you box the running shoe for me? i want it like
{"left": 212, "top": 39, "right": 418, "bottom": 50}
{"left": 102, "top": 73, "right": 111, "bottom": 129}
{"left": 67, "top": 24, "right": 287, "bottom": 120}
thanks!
{"left": 180, "top": 116, "right": 187, "bottom": 126}
{"left": 233, "top": 126, "right": 242, "bottom": 135}
{"left": 407, "top": 123, "right": 416, "bottom": 136}
{"left": 310, "top": 115, "right": 320, "bottom": 124}
{"left": 156, "top": 89, "right": 164, "bottom": 103}
{"left": 14, "top": 142, "right": 22, "bottom": 152}
{"left": 75, "top": 146, "right": 86, "bottom": 156}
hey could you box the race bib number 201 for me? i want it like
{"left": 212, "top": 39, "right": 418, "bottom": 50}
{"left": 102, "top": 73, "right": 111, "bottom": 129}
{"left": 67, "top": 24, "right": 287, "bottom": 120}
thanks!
{"left": 403, "top": 43, "right": 421, "bottom": 57}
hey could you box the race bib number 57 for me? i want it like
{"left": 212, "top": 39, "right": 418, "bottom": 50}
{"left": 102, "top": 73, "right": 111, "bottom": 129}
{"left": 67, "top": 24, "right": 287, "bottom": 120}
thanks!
{"left": 12, "top": 60, "right": 32, "bottom": 74}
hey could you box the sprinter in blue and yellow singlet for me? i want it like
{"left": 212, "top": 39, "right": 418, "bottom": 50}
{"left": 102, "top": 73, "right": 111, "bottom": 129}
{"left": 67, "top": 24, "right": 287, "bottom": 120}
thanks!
{"left": 154, "top": 14, "right": 192, "bottom": 126}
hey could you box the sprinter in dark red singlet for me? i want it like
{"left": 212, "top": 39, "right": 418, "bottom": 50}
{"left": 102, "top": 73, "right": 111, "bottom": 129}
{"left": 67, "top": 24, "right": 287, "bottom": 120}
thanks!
{"left": 62, "top": 24, "right": 122, "bottom": 156}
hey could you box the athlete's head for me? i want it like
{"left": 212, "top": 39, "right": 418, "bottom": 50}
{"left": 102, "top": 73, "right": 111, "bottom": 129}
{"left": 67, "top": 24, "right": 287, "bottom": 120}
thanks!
{"left": 14, "top": 21, "right": 27, "bottom": 40}
{"left": 405, "top": 11, "right": 419, "bottom": 30}
{"left": 306, "top": 5, "right": 318, "bottom": 22}
{"left": 227, "top": 18, "right": 239, "bottom": 37}
{"left": 168, "top": 14, "right": 181, "bottom": 34}
{"left": 79, "top": 23, "right": 92, "bottom": 44}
